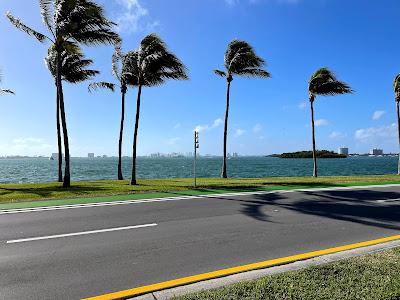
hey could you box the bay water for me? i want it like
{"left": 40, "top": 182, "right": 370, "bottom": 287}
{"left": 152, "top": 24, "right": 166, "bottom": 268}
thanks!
{"left": 0, "top": 156, "right": 397, "bottom": 184}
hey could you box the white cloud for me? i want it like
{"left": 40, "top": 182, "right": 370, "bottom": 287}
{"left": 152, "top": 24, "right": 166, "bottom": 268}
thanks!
{"left": 166, "top": 137, "right": 181, "bottom": 145}
{"left": 0, "top": 137, "right": 54, "bottom": 156}
{"left": 234, "top": 129, "right": 246, "bottom": 137}
{"left": 315, "top": 119, "right": 329, "bottom": 127}
{"left": 225, "top": 0, "right": 239, "bottom": 5}
{"left": 115, "top": 0, "right": 159, "bottom": 33}
{"left": 195, "top": 118, "right": 223, "bottom": 132}
{"left": 355, "top": 123, "right": 397, "bottom": 142}
{"left": 13, "top": 137, "right": 44, "bottom": 144}
{"left": 173, "top": 123, "right": 181, "bottom": 129}
{"left": 298, "top": 102, "right": 307, "bottom": 109}
{"left": 372, "top": 110, "right": 385, "bottom": 120}
{"left": 329, "top": 131, "right": 346, "bottom": 139}
{"left": 253, "top": 123, "right": 262, "bottom": 133}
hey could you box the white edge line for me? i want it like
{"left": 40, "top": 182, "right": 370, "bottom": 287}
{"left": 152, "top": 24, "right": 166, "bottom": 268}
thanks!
{"left": 1, "top": 183, "right": 400, "bottom": 215}
{"left": 6, "top": 223, "right": 158, "bottom": 244}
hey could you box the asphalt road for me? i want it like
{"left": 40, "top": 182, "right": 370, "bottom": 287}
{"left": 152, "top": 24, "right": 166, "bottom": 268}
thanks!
{"left": 1, "top": 185, "right": 400, "bottom": 299}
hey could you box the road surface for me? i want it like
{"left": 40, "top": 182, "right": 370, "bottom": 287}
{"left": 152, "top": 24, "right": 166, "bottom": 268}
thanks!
{"left": 1, "top": 185, "right": 399, "bottom": 299}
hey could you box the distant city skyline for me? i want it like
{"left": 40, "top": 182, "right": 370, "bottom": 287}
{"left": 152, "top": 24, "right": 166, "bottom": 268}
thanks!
{"left": 1, "top": 0, "right": 399, "bottom": 156}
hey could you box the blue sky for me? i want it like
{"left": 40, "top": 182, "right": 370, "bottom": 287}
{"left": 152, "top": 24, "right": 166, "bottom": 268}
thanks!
{"left": 0, "top": 0, "right": 399, "bottom": 156}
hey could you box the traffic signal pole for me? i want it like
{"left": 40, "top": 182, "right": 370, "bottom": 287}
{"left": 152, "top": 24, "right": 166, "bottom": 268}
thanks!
{"left": 194, "top": 131, "right": 199, "bottom": 188}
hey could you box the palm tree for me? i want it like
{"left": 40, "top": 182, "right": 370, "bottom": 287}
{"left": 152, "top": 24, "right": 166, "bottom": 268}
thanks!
{"left": 46, "top": 43, "right": 99, "bottom": 182}
{"left": 0, "top": 69, "right": 14, "bottom": 95}
{"left": 7, "top": 0, "right": 119, "bottom": 187}
{"left": 123, "top": 34, "right": 188, "bottom": 185}
{"left": 214, "top": 40, "right": 270, "bottom": 178}
{"left": 308, "top": 68, "right": 353, "bottom": 177}
{"left": 89, "top": 45, "right": 127, "bottom": 180}
{"left": 394, "top": 74, "right": 400, "bottom": 175}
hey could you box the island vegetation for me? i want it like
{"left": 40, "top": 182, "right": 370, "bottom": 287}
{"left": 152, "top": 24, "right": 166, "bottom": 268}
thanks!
{"left": 271, "top": 150, "right": 347, "bottom": 159}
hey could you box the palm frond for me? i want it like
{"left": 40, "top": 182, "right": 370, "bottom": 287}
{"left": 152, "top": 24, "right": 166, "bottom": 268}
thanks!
{"left": 0, "top": 69, "right": 15, "bottom": 95}
{"left": 39, "top": 0, "right": 55, "bottom": 36}
{"left": 88, "top": 82, "right": 116, "bottom": 93}
{"left": 214, "top": 70, "right": 226, "bottom": 77}
{"left": 46, "top": 42, "right": 99, "bottom": 84}
{"left": 6, "top": 12, "right": 48, "bottom": 43}
{"left": 235, "top": 68, "right": 271, "bottom": 78}
{"left": 57, "top": 1, "right": 120, "bottom": 46}
{"left": 112, "top": 44, "right": 123, "bottom": 81}
{"left": 0, "top": 89, "right": 15, "bottom": 95}
{"left": 218, "top": 39, "right": 269, "bottom": 79}
{"left": 309, "top": 67, "right": 353, "bottom": 96}
{"left": 394, "top": 74, "right": 400, "bottom": 101}
{"left": 123, "top": 35, "right": 188, "bottom": 88}
{"left": 313, "top": 81, "right": 353, "bottom": 96}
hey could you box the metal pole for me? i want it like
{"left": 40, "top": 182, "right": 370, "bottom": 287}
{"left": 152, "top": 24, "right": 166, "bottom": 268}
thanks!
{"left": 194, "top": 131, "right": 199, "bottom": 188}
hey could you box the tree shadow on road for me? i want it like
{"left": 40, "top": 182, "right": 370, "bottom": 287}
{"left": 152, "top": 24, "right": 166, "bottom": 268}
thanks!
{"left": 223, "top": 189, "right": 400, "bottom": 230}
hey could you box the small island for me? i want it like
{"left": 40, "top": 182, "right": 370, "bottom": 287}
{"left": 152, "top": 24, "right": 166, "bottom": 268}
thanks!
{"left": 270, "top": 150, "right": 347, "bottom": 159}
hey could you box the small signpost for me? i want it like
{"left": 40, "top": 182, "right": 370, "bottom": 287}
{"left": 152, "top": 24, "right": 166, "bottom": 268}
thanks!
{"left": 193, "top": 130, "right": 199, "bottom": 188}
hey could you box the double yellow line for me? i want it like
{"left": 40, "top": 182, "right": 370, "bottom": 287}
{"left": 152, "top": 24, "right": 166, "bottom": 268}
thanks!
{"left": 84, "top": 234, "right": 400, "bottom": 300}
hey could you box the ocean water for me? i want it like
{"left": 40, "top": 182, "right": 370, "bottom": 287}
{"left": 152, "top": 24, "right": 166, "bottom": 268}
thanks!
{"left": 0, "top": 156, "right": 397, "bottom": 184}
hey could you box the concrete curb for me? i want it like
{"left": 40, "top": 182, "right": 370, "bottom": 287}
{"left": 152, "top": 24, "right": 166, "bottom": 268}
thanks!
{"left": 130, "top": 239, "right": 400, "bottom": 300}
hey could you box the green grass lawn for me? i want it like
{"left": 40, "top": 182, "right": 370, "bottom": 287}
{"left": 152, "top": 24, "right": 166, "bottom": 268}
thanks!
{"left": 173, "top": 247, "right": 400, "bottom": 300}
{"left": 0, "top": 175, "right": 399, "bottom": 209}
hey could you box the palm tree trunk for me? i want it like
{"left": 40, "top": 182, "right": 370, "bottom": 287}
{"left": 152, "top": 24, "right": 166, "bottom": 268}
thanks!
{"left": 56, "top": 49, "right": 71, "bottom": 188}
{"left": 118, "top": 88, "right": 126, "bottom": 180}
{"left": 131, "top": 84, "right": 142, "bottom": 185}
{"left": 397, "top": 101, "right": 400, "bottom": 175}
{"left": 56, "top": 87, "right": 63, "bottom": 182}
{"left": 221, "top": 80, "right": 231, "bottom": 178}
{"left": 310, "top": 95, "right": 318, "bottom": 177}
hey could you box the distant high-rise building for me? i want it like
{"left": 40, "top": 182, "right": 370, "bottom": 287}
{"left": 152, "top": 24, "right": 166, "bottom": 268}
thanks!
{"left": 370, "top": 148, "right": 383, "bottom": 156}
{"left": 88, "top": 153, "right": 95, "bottom": 159}
{"left": 338, "top": 147, "right": 349, "bottom": 156}
{"left": 51, "top": 153, "right": 58, "bottom": 160}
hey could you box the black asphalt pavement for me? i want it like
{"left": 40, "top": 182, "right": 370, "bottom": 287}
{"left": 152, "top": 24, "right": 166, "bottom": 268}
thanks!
{"left": 0, "top": 185, "right": 399, "bottom": 299}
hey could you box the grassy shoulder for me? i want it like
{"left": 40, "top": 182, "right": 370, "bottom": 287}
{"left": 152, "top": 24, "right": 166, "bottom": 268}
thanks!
{"left": 173, "top": 247, "right": 400, "bottom": 300}
{"left": 0, "top": 174, "right": 399, "bottom": 209}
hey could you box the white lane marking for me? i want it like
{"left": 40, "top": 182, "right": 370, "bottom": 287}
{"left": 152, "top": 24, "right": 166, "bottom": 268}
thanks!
{"left": 1, "top": 183, "right": 400, "bottom": 215}
{"left": 376, "top": 198, "right": 400, "bottom": 203}
{"left": 6, "top": 223, "right": 157, "bottom": 244}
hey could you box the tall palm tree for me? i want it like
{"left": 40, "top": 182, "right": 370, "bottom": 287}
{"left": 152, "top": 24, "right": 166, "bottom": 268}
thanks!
{"left": 7, "top": 0, "right": 119, "bottom": 187}
{"left": 46, "top": 43, "right": 99, "bottom": 182}
{"left": 89, "top": 45, "right": 128, "bottom": 180}
{"left": 214, "top": 40, "right": 270, "bottom": 178}
{"left": 308, "top": 68, "right": 353, "bottom": 177}
{"left": 123, "top": 34, "right": 188, "bottom": 185}
{"left": 0, "top": 69, "right": 14, "bottom": 95}
{"left": 394, "top": 74, "right": 400, "bottom": 175}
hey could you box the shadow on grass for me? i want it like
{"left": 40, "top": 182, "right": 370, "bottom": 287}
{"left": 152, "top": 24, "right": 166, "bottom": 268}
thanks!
{"left": 0, "top": 185, "right": 111, "bottom": 199}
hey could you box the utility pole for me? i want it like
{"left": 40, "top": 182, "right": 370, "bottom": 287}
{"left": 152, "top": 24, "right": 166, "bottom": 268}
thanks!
{"left": 193, "top": 130, "right": 199, "bottom": 188}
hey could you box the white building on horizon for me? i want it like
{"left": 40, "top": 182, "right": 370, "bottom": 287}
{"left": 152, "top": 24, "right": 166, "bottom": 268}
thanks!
{"left": 338, "top": 147, "right": 349, "bottom": 156}
{"left": 370, "top": 148, "right": 383, "bottom": 156}
{"left": 88, "top": 153, "right": 95, "bottom": 159}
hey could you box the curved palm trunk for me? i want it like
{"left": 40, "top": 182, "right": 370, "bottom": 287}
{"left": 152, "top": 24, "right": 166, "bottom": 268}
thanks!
{"left": 221, "top": 80, "right": 231, "bottom": 178}
{"left": 56, "top": 49, "right": 71, "bottom": 188}
{"left": 310, "top": 95, "right": 318, "bottom": 177}
{"left": 131, "top": 84, "right": 142, "bottom": 185}
{"left": 117, "top": 88, "right": 126, "bottom": 180}
{"left": 397, "top": 101, "right": 400, "bottom": 175}
{"left": 56, "top": 89, "right": 63, "bottom": 182}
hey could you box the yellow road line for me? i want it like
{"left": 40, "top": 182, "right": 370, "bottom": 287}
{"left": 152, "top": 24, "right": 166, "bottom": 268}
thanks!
{"left": 83, "top": 234, "right": 400, "bottom": 300}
